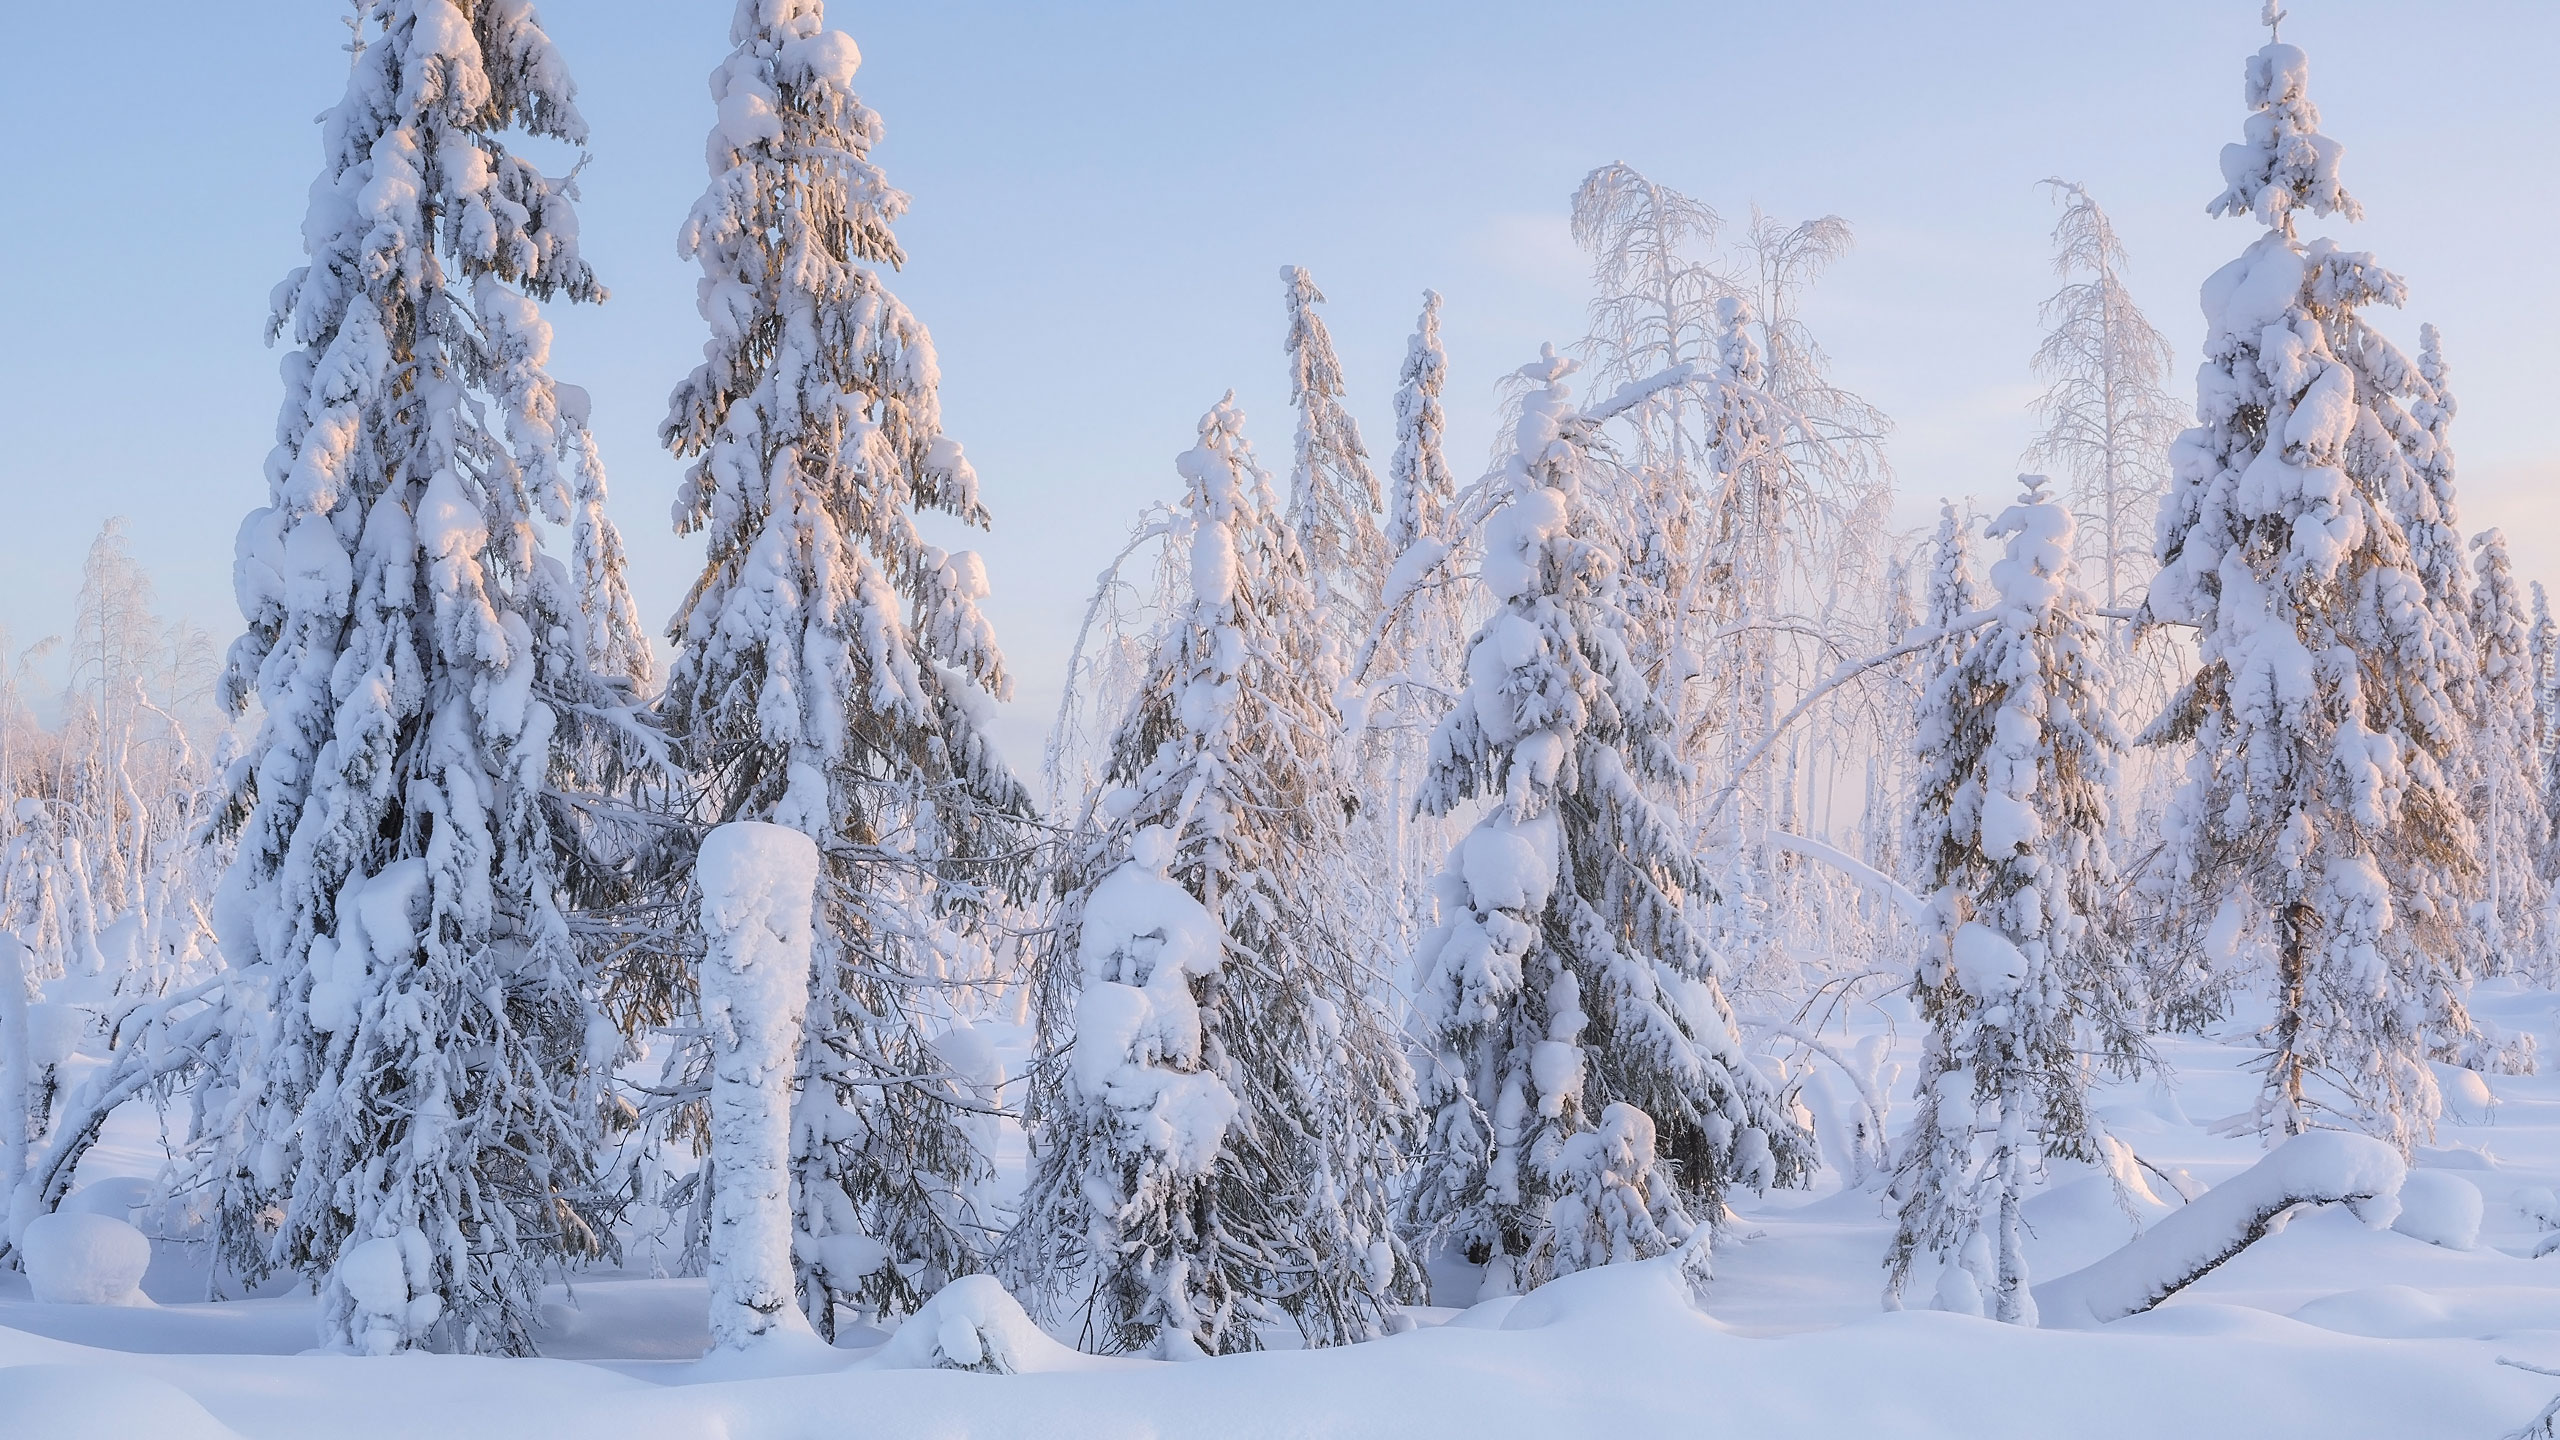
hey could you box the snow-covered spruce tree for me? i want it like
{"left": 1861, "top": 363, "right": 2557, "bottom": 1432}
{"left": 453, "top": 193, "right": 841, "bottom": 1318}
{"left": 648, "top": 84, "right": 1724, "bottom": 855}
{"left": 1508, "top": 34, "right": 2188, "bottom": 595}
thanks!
{"left": 1893, "top": 502, "right": 1982, "bottom": 894}
{"left": 1012, "top": 397, "right": 1419, "bottom": 1356}
{"left": 658, "top": 0, "right": 1033, "bottom": 1335}
{"left": 2389, "top": 321, "right": 2489, "bottom": 1021}
{"left": 1025, "top": 821, "right": 1236, "bottom": 1357}
{"left": 1355, "top": 291, "right": 1471, "bottom": 949}
{"left": 1922, "top": 502, "right": 1980, "bottom": 652}
{"left": 2537, "top": 582, "right": 2560, "bottom": 899}
{"left": 2025, "top": 181, "right": 2180, "bottom": 613}
{"left": 1405, "top": 347, "right": 1811, "bottom": 1299}
{"left": 1280, "top": 266, "right": 1388, "bottom": 628}
{"left": 1886, "top": 476, "right": 2138, "bottom": 1323}
{"left": 2145, "top": 21, "right": 2476, "bottom": 1145}
{"left": 212, "top": 0, "right": 648, "bottom": 1355}
{"left": 2469, "top": 531, "right": 2549, "bottom": 977}
{"left": 1387, "top": 292, "right": 1457, "bottom": 562}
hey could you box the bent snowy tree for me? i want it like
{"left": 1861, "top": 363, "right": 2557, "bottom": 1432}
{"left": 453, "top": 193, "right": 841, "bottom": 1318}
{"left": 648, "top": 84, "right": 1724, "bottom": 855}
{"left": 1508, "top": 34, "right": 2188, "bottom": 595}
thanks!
{"left": 2033, "top": 1130, "right": 2405, "bottom": 1327}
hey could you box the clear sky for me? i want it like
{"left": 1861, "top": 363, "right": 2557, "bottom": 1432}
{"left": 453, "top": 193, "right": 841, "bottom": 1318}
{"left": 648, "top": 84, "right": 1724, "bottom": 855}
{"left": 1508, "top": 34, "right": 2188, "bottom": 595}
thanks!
{"left": 1, "top": 1, "right": 2552, "bottom": 768}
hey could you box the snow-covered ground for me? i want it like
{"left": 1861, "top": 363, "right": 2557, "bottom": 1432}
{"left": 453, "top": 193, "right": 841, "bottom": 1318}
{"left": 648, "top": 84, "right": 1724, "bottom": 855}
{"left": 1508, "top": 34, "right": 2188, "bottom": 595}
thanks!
{"left": 6, "top": 979, "right": 2558, "bottom": 1438}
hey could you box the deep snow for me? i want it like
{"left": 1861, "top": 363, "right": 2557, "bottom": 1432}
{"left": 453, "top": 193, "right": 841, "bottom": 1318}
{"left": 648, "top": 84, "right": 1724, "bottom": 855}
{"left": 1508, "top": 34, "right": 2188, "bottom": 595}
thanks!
{"left": 6, "top": 980, "right": 2558, "bottom": 1438}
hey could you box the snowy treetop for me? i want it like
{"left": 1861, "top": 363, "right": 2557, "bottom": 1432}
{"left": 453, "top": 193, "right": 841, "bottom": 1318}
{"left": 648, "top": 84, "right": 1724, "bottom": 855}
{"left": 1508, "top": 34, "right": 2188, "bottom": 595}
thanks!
{"left": 2208, "top": 41, "right": 2360, "bottom": 235}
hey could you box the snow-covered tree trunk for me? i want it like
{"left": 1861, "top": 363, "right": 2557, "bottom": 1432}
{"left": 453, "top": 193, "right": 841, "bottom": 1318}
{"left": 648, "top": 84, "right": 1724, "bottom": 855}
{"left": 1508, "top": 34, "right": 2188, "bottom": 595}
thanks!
{"left": 1888, "top": 476, "right": 2137, "bottom": 1322}
{"left": 697, "top": 822, "right": 821, "bottom": 1349}
{"left": 658, "top": 0, "right": 1033, "bottom": 1334}
{"left": 2146, "top": 24, "right": 2475, "bottom": 1147}
{"left": 212, "top": 0, "right": 644, "bottom": 1356}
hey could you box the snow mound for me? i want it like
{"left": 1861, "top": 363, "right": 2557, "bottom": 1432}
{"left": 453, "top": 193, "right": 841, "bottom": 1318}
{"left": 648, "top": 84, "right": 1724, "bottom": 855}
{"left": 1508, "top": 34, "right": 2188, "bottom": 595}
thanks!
{"left": 863, "top": 1275, "right": 1093, "bottom": 1374}
{"left": 1497, "top": 1252, "right": 1701, "bottom": 1333}
{"left": 0, "top": 1364, "right": 241, "bottom": 1440}
{"left": 2034, "top": 1131, "right": 2404, "bottom": 1327}
{"left": 2288, "top": 1284, "right": 2449, "bottom": 1338}
{"left": 2390, "top": 1171, "right": 2481, "bottom": 1250}
{"left": 2430, "top": 1062, "right": 2499, "bottom": 1125}
{"left": 61, "top": 1176, "right": 155, "bottom": 1220}
{"left": 23, "top": 1212, "right": 154, "bottom": 1306}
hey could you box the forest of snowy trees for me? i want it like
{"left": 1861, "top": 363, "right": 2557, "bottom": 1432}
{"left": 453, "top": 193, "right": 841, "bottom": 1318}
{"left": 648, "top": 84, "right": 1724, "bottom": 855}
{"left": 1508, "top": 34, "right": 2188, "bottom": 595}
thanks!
{"left": 5, "top": 0, "right": 2556, "bottom": 1373}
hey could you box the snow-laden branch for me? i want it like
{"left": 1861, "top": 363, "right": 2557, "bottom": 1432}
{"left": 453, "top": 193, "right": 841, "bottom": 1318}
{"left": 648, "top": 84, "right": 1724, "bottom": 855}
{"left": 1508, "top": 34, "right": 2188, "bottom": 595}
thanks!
{"left": 2033, "top": 1130, "right": 2405, "bottom": 1327}
{"left": 1765, "top": 830, "right": 1929, "bottom": 926}
{"left": 1735, "top": 1016, "right": 1892, "bottom": 1181}
{"left": 2, "top": 981, "right": 231, "bottom": 1260}
{"left": 1043, "top": 516, "right": 1174, "bottom": 801}
{"left": 1575, "top": 361, "right": 1701, "bottom": 429}
{"left": 1702, "top": 609, "right": 1997, "bottom": 826}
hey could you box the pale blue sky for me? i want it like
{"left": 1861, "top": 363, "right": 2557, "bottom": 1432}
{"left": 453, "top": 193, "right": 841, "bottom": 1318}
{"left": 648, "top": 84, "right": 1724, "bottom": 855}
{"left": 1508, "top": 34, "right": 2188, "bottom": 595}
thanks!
{"left": 2, "top": 1, "right": 2552, "bottom": 766}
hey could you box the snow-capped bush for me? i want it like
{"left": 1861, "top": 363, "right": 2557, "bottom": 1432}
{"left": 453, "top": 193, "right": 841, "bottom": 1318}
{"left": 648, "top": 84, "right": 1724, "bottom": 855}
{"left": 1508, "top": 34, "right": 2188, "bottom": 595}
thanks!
{"left": 865, "top": 1275, "right": 1085, "bottom": 1375}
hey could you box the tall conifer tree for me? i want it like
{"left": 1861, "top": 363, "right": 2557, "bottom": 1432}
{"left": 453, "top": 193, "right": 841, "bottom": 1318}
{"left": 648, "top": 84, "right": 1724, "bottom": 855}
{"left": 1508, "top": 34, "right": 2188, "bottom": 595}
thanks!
{"left": 658, "top": 0, "right": 1032, "bottom": 1332}
{"left": 2147, "top": 15, "right": 2476, "bottom": 1144}
{"left": 215, "top": 0, "right": 643, "bottom": 1354}
{"left": 1889, "top": 476, "right": 2136, "bottom": 1323}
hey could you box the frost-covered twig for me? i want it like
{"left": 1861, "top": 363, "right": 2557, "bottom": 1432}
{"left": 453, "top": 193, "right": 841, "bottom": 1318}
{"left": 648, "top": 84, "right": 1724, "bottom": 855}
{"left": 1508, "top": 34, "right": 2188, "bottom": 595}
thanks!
{"left": 2498, "top": 1359, "right": 2560, "bottom": 1440}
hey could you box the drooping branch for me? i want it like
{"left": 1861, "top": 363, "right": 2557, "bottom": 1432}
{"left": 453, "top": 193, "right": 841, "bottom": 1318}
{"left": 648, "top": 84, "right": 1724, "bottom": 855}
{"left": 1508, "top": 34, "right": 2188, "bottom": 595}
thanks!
{"left": 1701, "top": 609, "right": 1996, "bottom": 827}
{"left": 1766, "top": 829, "right": 1928, "bottom": 925}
